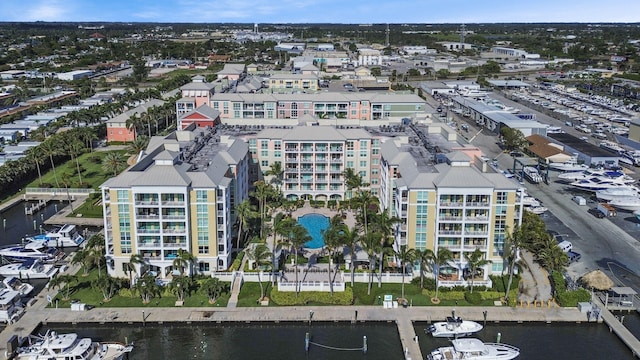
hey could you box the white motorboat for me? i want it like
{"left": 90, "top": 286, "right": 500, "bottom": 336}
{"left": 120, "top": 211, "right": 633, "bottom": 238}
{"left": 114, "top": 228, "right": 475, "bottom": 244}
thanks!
{"left": 2, "top": 277, "right": 34, "bottom": 298}
{"left": 13, "top": 330, "right": 134, "bottom": 360}
{"left": 24, "top": 224, "right": 84, "bottom": 248}
{"left": 0, "top": 243, "right": 61, "bottom": 263}
{"left": 548, "top": 159, "right": 588, "bottom": 172}
{"left": 0, "top": 288, "right": 24, "bottom": 324}
{"left": 608, "top": 197, "right": 640, "bottom": 212}
{"left": 522, "top": 196, "right": 541, "bottom": 207}
{"left": 558, "top": 169, "right": 633, "bottom": 183}
{"left": 524, "top": 206, "right": 548, "bottom": 215}
{"left": 522, "top": 166, "right": 543, "bottom": 183}
{"left": 570, "top": 177, "right": 632, "bottom": 192}
{"left": 0, "top": 259, "right": 58, "bottom": 279}
{"left": 596, "top": 186, "right": 640, "bottom": 201}
{"left": 426, "top": 317, "right": 483, "bottom": 337}
{"left": 427, "top": 338, "right": 520, "bottom": 360}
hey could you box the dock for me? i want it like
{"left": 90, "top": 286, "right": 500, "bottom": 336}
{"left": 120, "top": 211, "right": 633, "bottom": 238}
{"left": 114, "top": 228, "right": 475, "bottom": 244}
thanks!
{"left": 595, "top": 297, "right": 640, "bottom": 358}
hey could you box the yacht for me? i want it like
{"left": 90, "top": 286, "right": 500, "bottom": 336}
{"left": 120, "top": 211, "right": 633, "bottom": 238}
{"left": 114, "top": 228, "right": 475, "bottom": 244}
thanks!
{"left": 570, "top": 177, "right": 633, "bottom": 192}
{"left": 548, "top": 157, "right": 589, "bottom": 172}
{"left": 23, "top": 224, "right": 84, "bottom": 248}
{"left": 559, "top": 169, "right": 634, "bottom": 183}
{"left": 0, "top": 243, "right": 62, "bottom": 263}
{"left": 0, "top": 288, "right": 24, "bottom": 324}
{"left": 426, "top": 317, "right": 483, "bottom": 338}
{"left": 427, "top": 338, "right": 520, "bottom": 360}
{"left": 524, "top": 206, "right": 548, "bottom": 215}
{"left": 13, "top": 330, "right": 134, "bottom": 360}
{"left": 522, "top": 167, "right": 543, "bottom": 183}
{"left": 522, "top": 196, "right": 541, "bottom": 207}
{"left": 608, "top": 197, "right": 640, "bottom": 212}
{"left": 2, "top": 277, "right": 34, "bottom": 298}
{"left": 0, "top": 259, "right": 59, "bottom": 279}
{"left": 596, "top": 186, "right": 640, "bottom": 201}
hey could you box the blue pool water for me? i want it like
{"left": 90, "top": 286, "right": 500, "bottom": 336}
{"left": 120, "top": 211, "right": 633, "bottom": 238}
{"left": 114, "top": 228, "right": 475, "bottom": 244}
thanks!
{"left": 297, "top": 213, "right": 330, "bottom": 249}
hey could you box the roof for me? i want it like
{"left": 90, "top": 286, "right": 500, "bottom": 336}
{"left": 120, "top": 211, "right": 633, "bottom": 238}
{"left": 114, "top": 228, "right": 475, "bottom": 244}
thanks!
{"left": 528, "top": 143, "right": 566, "bottom": 159}
{"left": 548, "top": 133, "right": 619, "bottom": 158}
{"left": 106, "top": 99, "right": 165, "bottom": 124}
{"left": 218, "top": 63, "right": 246, "bottom": 75}
{"left": 179, "top": 104, "right": 220, "bottom": 121}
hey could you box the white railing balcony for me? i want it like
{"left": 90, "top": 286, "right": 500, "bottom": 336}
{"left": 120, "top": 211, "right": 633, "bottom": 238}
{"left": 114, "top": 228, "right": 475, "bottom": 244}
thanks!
{"left": 439, "top": 230, "right": 462, "bottom": 235}
{"left": 440, "top": 202, "right": 464, "bottom": 207}
{"left": 136, "top": 214, "right": 160, "bottom": 220}
{"left": 465, "top": 230, "right": 489, "bottom": 236}
{"left": 162, "top": 201, "right": 185, "bottom": 206}
{"left": 464, "top": 216, "right": 489, "bottom": 222}
{"left": 137, "top": 228, "right": 161, "bottom": 234}
{"left": 135, "top": 200, "right": 159, "bottom": 206}
{"left": 163, "top": 215, "right": 186, "bottom": 220}
{"left": 438, "top": 216, "right": 463, "bottom": 221}
{"left": 466, "top": 202, "right": 490, "bottom": 207}
{"left": 163, "top": 242, "right": 188, "bottom": 248}
{"left": 138, "top": 242, "right": 161, "bottom": 248}
{"left": 463, "top": 244, "right": 487, "bottom": 251}
{"left": 163, "top": 228, "right": 186, "bottom": 234}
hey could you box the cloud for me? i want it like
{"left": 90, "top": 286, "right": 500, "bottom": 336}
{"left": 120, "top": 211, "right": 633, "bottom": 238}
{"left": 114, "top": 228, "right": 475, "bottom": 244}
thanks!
{"left": 24, "top": 0, "right": 73, "bottom": 21}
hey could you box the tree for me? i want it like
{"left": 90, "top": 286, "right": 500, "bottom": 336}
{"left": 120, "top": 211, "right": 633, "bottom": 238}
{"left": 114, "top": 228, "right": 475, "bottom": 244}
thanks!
{"left": 246, "top": 243, "right": 272, "bottom": 301}
{"left": 432, "top": 248, "right": 454, "bottom": 301}
{"left": 360, "top": 232, "right": 382, "bottom": 295}
{"left": 343, "top": 167, "right": 367, "bottom": 200}
{"left": 503, "top": 226, "right": 523, "bottom": 303}
{"left": 125, "top": 113, "right": 142, "bottom": 140}
{"left": 39, "top": 138, "right": 63, "bottom": 187}
{"left": 415, "top": 249, "right": 434, "bottom": 289}
{"left": 370, "top": 211, "right": 400, "bottom": 288}
{"left": 133, "top": 273, "right": 161, "bottom": 304}
{"left": 92, "top": 276, "right": 119, "bottom": 301}
{"left": 396, "top": 245, "right": 416, "bottom": 298}
{"left": 102, "top": 152, "right": 127, "bottom": 177}
{"left": 200, "top": 277, "right": 226, "bottom": 304}
{"left": 464, "top": 248, "right": 492, "bottom": 293}
{"left": 265, "top": 161, "right": 284, "bottom": 191}
{"left": 70, "top": 248, "right": 93, "bottom": 276}
{"left": 66, "top": 140, "right": 86, "bottom": 185}
{"left": 251, "top": 180, "right": 276, "bottom": 239}
{"left": 322, "top": 217, "right": 343, "bottom": 296}
{"left": 168, "top": 275, "right": 193, "bottom": 302}
{"left": 281, "top": 224, "right": 311, "bottom": 296}
{"left": 235, "top": 199, "right": 257, "bottom": 249}
{"left": 125, "top": 253, "right": 146, "bottom": 288}
{"left": 500, "top": 127, "right": 527, "bottom": 151}
{"left": 127, "top": 135, "right": 149, "bottom": 156}
{"left": 340, "top": 225, "right": 360, "bottom": 287}
{"left": 49, "top": 273, "right": 76, "bottom": 301}
{"left": 132, "top": 58, "right": 149, "bottom": 82}
{"left": 172, "top": 248, "right": 195, "bottom": 277}
{"left": 25, "top": 149, "right": 45, "bottom": 186}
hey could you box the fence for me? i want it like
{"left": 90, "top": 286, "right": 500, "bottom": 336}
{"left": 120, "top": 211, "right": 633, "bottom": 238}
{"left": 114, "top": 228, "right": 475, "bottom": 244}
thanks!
{"left": 278, "top": 281, "right": 346, "bottom": 292}
{"left": 26, "top": 187, "right": 95, "bottom": 196}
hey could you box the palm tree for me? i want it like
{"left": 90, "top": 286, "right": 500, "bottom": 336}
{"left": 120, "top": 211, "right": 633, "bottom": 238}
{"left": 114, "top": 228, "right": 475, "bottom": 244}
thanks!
{"left": 343, "top": 167, "right": 367, "bottom": 200}
{"left": 49, "top": 274, "right": 76, "bottom": 301}
{"left": 503, "top": 226, "right": 523, "bottom": 303}
{"left": 78, "top": 127, "right": 98, "bottom": 152}
{"left": 168, "top": 275, "right": 193, "bottom": 302}
{"left": 360, "top": 232, "right": 382, "bottom": 295}
{"left": 235, "top": 199, "right": 257, "bottom": 250}
{"left": 282, "top": 224, "right": 311, "bottom": 296}
{"left": 464, "top": 248, "right": 492, "bottom": 293}
{"left": 396, "top": 245, "right": 417, "bottom": 299}
{"left": 66, "top": 140, "right": 86, "bottom": 185}
{"left": 340, "top": 225, "right": 360, "bottom": 287}
{"left": 200, "top": 277, "right": 226, "bottom": 304}
{"left": 251, "top": 181, "right": 275, "bottom": 239}
{"left": 127, "top": 135, "right": 149, "bottom": 156}
{"left": 415, "top": 249, "right": 434, "bottom": 289}
{"left": 172, "top": 248, "right": 195, "bottom": 277}
{"left": 25, "top": 149, "right": 45, "bottom": 186}
{"left": 89, "top": 246, "right": 105, "bottom": 278}
{"left": 39, "top": 138, "right": 63, "bottom": 187}
{"left": 265, "top": 161, "right": 284, "bottom": 191}
{"left": 125, "top": 253, "right": 146, "bottom": 288}
{"left": 133, "top": 273, "right": 161, "bottom": 303}
{"left": 371, "top": 211, "right": 400, "bottom": 288}
{"left": 92, "top": 276, "right": 118, "bottom": 301}
{"left": 432, "top": 248, "right": 454, "bottom": 301}
{"left": 125, "top": 113, "right": 142, "bottom": 140}
{"left": 246, "top": 243, "right": 272, "bottom": 301}
{"left": 322, "top": 219, "right": 343, "bottom": 296}
{"left": 102, "top": 152, "right": 127, "bottom": 176}
{"left": 70, "top": 248, "right": 93, "bottom": 276}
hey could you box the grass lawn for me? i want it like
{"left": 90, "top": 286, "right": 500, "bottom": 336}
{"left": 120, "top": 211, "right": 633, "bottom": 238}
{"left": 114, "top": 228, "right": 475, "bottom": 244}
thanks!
{"left": 28, "top": 150, "right": 128, "bottom": 190}
{"left": 237, "top": 281, "right": 275, "bottom": 307}
{"left": 50, "top": 270, "right": 231, "bottom": 308}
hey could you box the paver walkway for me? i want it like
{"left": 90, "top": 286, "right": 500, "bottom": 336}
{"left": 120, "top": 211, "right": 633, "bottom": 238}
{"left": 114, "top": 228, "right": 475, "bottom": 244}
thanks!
{"left": 518, "top": 250, "right": 552, "bottom": 303}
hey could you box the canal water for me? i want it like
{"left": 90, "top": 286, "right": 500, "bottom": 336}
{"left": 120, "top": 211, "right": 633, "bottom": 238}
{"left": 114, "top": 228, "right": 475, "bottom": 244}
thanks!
{"left": 40, "top": 320, "right": 636, "bottom": 359}
{"left": 0, "top": 200, "right": 68, "bottom": 245}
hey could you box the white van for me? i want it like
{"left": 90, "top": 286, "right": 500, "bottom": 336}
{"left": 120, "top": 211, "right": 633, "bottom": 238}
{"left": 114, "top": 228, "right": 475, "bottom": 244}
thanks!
{"left": 572, "top": 196, "right": 586, "bottom": 206}
{"left": 558, "top": 240, "right": 572, "bottom": 253}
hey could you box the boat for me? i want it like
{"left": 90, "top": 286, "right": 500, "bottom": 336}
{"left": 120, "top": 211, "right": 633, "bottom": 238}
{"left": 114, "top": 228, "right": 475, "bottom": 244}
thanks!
{"left": 13, "top": 330, "right": 134, "bottom": 360}
{"left": 524, "top": 206, "right": 548, "bottom": 215}
{"left": 570, "top": 177, "right": 633, "bottom": 192}
{"left": 559, "top": 169, "right": 634, "bottom": 184}
{"left": 427, "top": 338, "right": 520, "bottom": 360}
{"left": 0, "top": 243, "right": 62, "bottom": 263}
{"left": 0, "top": 288, "right": 24, "bottom": 324}
{"left": 24, "top": 224, "right": 85, "bottom": 248}
{"left": 600, "top": 141, "right": 626, "bottom": 155}
{"left": 548, "top": 157, "right": 589, "bottom": 172}
{"left": 426, "top": 317, "right": 483, "bottom": 338}
{"left": 607, "top": 197, "right": 640, "bottom": 212}
{"left": 522, "top": 196, "right": 541, "bottom": 207}
{"left": 0, "top": 259, "right": 59, "bottom": 279}
{"left": 522, "top": 167, "right": 543, "bottom": 183}
{"left": 2, "top": 277, "right": 34, "bottom": 298}
{"left": 634, "top": 210, "right": 640, "bottom": 222}
{"left": 596, "top": 186, "right": 640, "bottom": 201}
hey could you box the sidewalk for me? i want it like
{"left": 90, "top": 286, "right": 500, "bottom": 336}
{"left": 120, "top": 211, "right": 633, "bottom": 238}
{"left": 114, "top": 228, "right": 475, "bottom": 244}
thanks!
{"left": 518, "top": 250, "right": 552, "bottom": 303}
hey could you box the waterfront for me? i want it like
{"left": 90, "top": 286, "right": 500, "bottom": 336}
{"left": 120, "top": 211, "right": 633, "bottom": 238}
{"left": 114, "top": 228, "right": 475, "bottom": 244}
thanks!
{"left": 34, "top": 320, "right": 637, "bottom": 360}
{"left": 0, "top": 199, "right": 67, "bottom": 245}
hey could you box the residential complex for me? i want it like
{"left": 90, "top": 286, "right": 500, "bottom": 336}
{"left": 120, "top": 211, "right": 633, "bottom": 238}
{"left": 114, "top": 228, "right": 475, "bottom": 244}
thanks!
{"left": 101, "top": 125, "right": 250, "bottom": 278}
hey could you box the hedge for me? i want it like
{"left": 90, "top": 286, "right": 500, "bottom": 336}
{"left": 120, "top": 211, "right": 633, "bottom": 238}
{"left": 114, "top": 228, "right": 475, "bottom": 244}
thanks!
{"left": 464, "top": 291, "right": 482, "bottom": 305}
{"left": 551, "top": 271, "right": 591, "bottom": 307}
{"left": 270, "top": 288, "right": 353, "bottom": 305}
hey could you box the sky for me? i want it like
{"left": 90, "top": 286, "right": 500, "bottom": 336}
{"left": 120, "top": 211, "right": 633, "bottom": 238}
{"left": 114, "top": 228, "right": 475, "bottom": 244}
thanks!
{"left": 1, "top": 0, "right": 640, "bottom": 24}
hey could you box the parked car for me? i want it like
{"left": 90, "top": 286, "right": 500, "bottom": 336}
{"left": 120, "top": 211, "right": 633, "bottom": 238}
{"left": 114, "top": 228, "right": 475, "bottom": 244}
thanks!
{"left": 588, "top": 207, "right": 605, "bottom": 219}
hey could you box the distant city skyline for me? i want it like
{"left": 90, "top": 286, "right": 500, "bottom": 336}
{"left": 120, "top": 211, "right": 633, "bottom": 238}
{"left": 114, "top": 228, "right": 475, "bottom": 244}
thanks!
{"left": 1, "top": 0, "right": 640, "bottom": 24}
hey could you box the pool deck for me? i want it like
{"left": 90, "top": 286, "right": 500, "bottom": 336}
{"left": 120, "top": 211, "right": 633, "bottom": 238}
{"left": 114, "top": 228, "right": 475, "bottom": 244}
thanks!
{"left": 290, "top": 203, "right": 357, "bottom": 230}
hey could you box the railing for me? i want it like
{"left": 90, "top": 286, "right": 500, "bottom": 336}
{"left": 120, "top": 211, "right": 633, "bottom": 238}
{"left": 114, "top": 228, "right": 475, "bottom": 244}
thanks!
{"left": 137, "top": 228, "right": 161, "bottom": 234}
{"left": 135, "top": 201, "right": 159, "bottom": 206}
{"left": 163, "top": 242, "right": 188, "bottom": 248}
{"left": 163, "top": 228, "right": 186, "bottom": 234}
{"left": 466, "top": 202, "right": 490, "bottom": 207}
{"left": 278, "top": 281, "right": 345, "bottom": 293}
{"left": 440, "top": 202, "right": 464, "bottom": 207}
{"left": 26, "top": 187, "right": 95, "bottom": 195}
{"left": 136, "top": 214, "right": 160, "bottom": 220}
{"left": 162, "top": 201, "right": 185, "bottom": 206}
{"left": 439, "top": 230, "right": 462, "bottom": 235}
{"left": 465, "top": 230, "right": 489, "bottom": 236}
{"left": 464, "top": 216, "right": 489, "bottom": 222}
{"left": 438, "top": 216, "right": 463, "bottom": 221}
{"left": 462, "top": 244, "right": 487, "bottom": 250}
{"left": 138, "top": 242, "right": 160, "bottom": 247}
{"left": 162, "top": 215, "right": 186, "bottom": 220}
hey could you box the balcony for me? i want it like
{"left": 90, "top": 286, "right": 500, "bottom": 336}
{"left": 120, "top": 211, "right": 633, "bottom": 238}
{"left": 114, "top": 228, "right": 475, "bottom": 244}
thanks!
{"left": 163, "top": 242, "right": 188, "bottom": 248}
{"left": 330, "top": 158, "right": 343, "bottom": 164}
{"left": 138, "top": 241, "right": 161, "bottom": 248}
{"left": 162, "top": 200, "right": 185, "bottom": 206}
{"left": 285, "top": 147, "right": 298, "bottom": 151}
{"left": 438, "top": 230, "right": 462, "bottom": 235}
{"left": 330, "top": 146, "right": 343, "bottom": 152}
{"left": 135, "top": 200, "right": 159, "bottom": 206}
{"left": 438, "top": 242, "right": 461, "bottom": 249}
{"left": 440, "top": 202, "right": 464, "bottom": 207}
{"left": 464, "top": 216, "right": 489, "bottom": 222}
{"left": 463, "top": 243, "right": 487, "bottom": 250}
{"left": 137, "top": 228, "right": 161, "bottom": 234}
{"left": 285, "top": 168, "right": 298, "bottom": 174}
{"left": 465, "top": 230, "right": 489, "bottom": 236}
{"left": 285, "top": 157, "right": 298, "bottom": 164}
{"left": 466, "top": 202, "right": 490, "bottom": 207}
{"left": 438, "top": 215, "right": 463, "bottom": 221}
{"left": 136, "top": 214, "right": 160, "bottom": 220}
{"left": 285, "top": 178, "right": 298, "bottom": 183}
{"left": 163, "top": 214, "right": 186, "bottom": 220}
{"left": 163, "top": 227, "right": 186, "bottom": 234}
{"left": 330, "top": 168, "right": 343, "bottom": 174}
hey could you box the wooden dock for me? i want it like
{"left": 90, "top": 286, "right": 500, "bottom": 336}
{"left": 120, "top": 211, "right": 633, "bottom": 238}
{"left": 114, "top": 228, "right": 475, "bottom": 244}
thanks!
{"left": 595, "top": 297, "right": 640, "bottom": 358}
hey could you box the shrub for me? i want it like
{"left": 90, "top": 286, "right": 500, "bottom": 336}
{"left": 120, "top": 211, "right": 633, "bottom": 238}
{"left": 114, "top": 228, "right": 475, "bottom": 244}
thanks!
{"left": 270, "top": 288, "right": 354, "bottom": 305}
{"left": 118, "top": 288, "right": 134, "bottom": 298}
{"left": 490, "top": 274, "right": 521, "bottom": 293}
{"left": 464, "top": 291, "right": 482, "bottom": 305}
{"left": 411, "top": 277, "right": 436, "bottom": 291}
{"left": 229, "top": 252, "right": 245, "bottom": 271}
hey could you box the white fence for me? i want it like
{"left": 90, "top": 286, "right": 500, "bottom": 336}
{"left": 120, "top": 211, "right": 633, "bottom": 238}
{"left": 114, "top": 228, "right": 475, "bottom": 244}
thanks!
{"left": 278, "top": 281, "right": 346, "bottom": 292}
{"left": 26, "top": 187, "right": 95, "bottom": 195}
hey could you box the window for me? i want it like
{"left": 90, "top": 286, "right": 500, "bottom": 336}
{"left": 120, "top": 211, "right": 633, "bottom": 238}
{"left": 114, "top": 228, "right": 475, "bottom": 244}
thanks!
{"left": 417, "top": 191, "right": 428, "bottom": 204}
{"left": 196, "top": 190, "right": 208, "bottom": 202}
{"left": 117, "top": 190, "right": 129, "bottom": 202}
{"left": 359, "top": 160, "right": 367, "bottom": 167}
{"left": 261, "top": 160, "right": 269, "bottom": 167}
{"left": 274, "top": 141, "right": 281, "bottom": 150}
{"left": 261, "top": 150, "right": 268, "bottom": 157}
{"left": 199, "top": 262, "right": 210, "bottom": 272}
{"left": 372, "top": 158, "right": 379, "bottom": 165}
{"left": 496, "top": 191, "right": 508, "bottom": 204}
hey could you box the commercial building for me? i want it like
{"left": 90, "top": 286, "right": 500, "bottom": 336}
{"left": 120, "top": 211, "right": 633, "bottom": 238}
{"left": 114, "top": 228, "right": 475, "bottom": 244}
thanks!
{"left": 56, "top": 70, "right": 93, "bottom": 81}
{"left": 101, "top": 124, "right": 250, "bottom": 279}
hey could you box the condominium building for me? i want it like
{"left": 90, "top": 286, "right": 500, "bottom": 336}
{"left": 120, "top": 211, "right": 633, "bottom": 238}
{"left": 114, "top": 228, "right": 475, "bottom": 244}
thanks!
{"left": 101, "top": 124, "right": 249, "bottom": 279}
{"left": 252, "top": 125, "right": 380, "bottom": 200}
{"left": 267, "top": 73, "right": 319, "bottom": 93}
{"left": 210, "top": 92, "right": 427, "bottom": 122}
{"left": 176, "top": 75, "right": 216, "bottom": 117}
{"left": 380, "top": 139, "right": 522, "bottom": 282}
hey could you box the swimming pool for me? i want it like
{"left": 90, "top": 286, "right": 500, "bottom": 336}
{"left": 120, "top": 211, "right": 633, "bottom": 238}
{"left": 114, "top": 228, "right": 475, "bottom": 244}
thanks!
{"left": 297, "top": 213, "right": 330, "bottom": 249}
